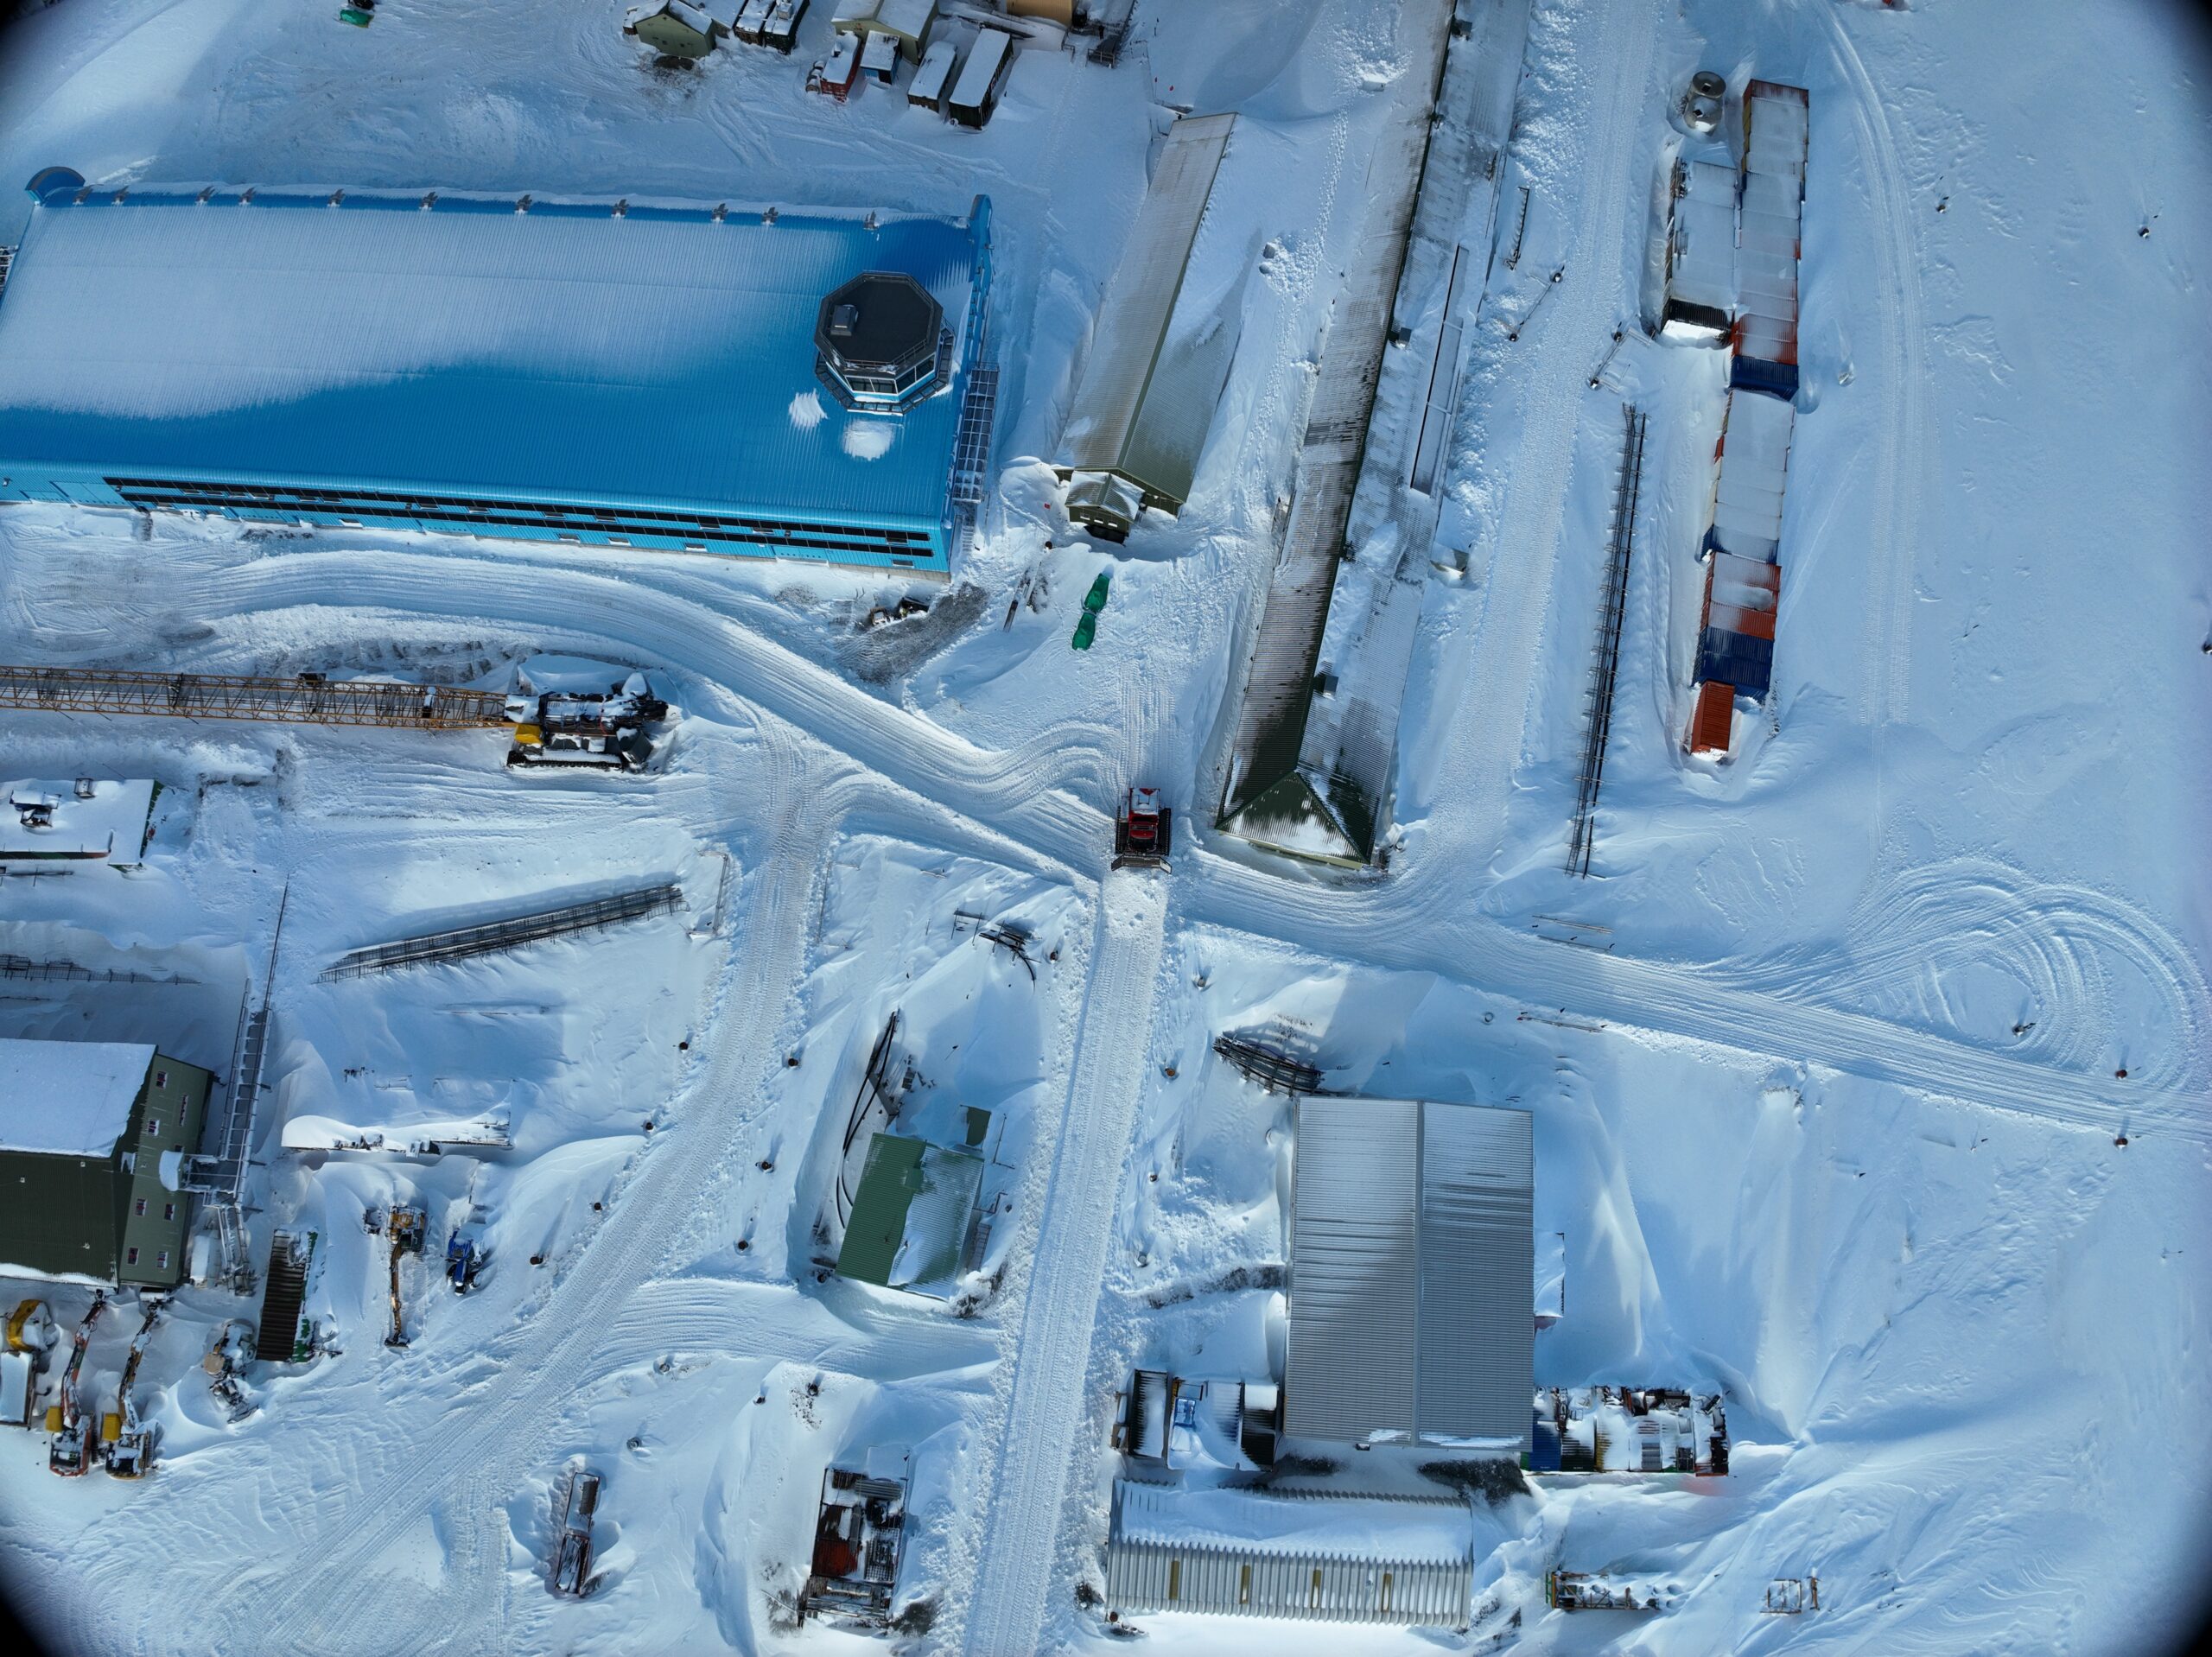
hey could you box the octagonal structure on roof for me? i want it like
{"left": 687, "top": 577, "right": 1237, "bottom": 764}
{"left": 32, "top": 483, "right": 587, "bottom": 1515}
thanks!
{"left": 0, "top": 175, "right": 996, "bottom": 575}
{"left": 816, "top": 270, "right": 946, "bottom": 413}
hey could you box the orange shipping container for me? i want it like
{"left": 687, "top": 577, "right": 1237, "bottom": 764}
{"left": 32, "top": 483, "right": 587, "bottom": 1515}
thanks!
{"left": 1687, "top": 680, "right": 1735, "bottom": 755}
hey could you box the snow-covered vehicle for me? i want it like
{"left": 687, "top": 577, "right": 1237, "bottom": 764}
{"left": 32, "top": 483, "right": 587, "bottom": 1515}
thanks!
{"left": 505, "top": 670, "right": 670, "bottom": 773}
{"left": 103, "top": 1299, "right": 163, "bottom": 1479}
{"left": 445, "top": 1220, "right": 487, "bottom": 1294}
{"left": 549, "top": 1466, "right": 602, "bottom": 1597}
{"left": 46, "top": 1292, "right": 108, "bottom": 1477}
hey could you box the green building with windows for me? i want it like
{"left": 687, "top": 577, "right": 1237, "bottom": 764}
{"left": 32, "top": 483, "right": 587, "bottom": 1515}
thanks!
{"left": 0, "top": 1038, "right": 211, "bottom": 1288}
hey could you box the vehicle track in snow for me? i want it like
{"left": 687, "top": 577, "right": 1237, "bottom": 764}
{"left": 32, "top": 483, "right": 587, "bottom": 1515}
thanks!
{"left": 956, "top": 873, "right": 1166, "bottom": 1657}
{"left": 1820, "top": 3, "right": 1931, "bottom": 762}
{"left": 1179, "top": 848, "right": 2207, "bottom": 1145}
{"left": 145, "top": 538, "right": 2194, "bottom": 1138}
{"left": 162, "top": 546, "right": 1115, "bottom": 868}
{"left": 50, "top": 714, "right": 845, "bottom": 1656}
{"left": 1738, "top": 858, "right": 2212, "bottom": 1092}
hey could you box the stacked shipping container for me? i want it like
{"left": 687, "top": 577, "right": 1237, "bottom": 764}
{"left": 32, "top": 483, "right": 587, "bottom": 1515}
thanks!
{"left": 1686, "top": 80, "right": 1808, "bottom": 757}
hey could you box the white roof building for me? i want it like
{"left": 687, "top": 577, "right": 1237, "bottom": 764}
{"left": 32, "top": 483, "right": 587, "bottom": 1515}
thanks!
{"left": 1285, "top": 1097, "right": 1533, "bottom": 1451}
{"left": 0, "top": 1038, "right": 156, "bottom": 1157}
{"left": 1, "top": 778, "right": 156, "bottom": 866}
{"left": 1105, "top": 1480, "right": 1474, "bottom": 1627}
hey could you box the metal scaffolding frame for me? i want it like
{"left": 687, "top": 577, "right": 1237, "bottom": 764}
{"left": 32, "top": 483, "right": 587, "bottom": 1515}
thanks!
{"left": 322, "top": 882, "right": 685, "bottom": 979}
{"left": 0, "top": 663, "right": 511, "bottom": 729}
{"left": 1565, "top": 407, "right": 1648, "bottom": 877}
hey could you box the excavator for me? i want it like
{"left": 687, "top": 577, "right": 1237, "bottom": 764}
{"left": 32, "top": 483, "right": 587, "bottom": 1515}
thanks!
{"left": 46, "top": 1291, "right": 109, "bottom": 1476}
{"left": 104, "top": 1298, "right": 164, "bottom": 1479}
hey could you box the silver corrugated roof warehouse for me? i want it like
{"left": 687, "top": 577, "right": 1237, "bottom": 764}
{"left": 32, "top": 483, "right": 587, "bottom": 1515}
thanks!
{"left": 1285, "top": 1097, "right": 1532, "bottom": 1451}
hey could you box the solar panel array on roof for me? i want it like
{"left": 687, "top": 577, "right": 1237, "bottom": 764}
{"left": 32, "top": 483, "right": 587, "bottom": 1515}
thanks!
{"left": 1285, "top": 1098, "right": 1533, "bottom": 1451}
{"left": 0, "top": 172, "right": 991, "bottom": 575}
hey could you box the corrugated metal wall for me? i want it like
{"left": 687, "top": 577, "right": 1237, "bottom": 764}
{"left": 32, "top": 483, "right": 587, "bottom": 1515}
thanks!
{"left": 1285, "top": 1099, "right": 1534, "bottom": 1448}
{"left": 1105, "top": 1537, "right": 1471, "bottom": 1627}
{"left": 1418, "top": 1101, "right": 1534, "bottom": 1447}
{"left": 1283, "top": 1099, "right": 1421, "bottom": 1441}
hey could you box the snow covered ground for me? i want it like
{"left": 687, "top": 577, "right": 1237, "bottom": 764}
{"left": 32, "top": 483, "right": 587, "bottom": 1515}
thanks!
{"left": 0, "top": 0, "right": 2208, "bottom": 1654}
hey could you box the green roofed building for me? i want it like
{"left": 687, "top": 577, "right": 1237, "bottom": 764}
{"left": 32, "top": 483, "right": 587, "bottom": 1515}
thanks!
{"left": 836, "top": 1108, "right": 991, "bottom": 1299}
{"left": 0, "top": 1038, "right": 210, "bottom": 1289}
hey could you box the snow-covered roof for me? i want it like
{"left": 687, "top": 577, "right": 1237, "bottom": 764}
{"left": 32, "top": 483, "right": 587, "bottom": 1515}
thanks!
{"left": 0, "top": 181, "right": 982, "bottom": 541}
{"left": 1106, "top": 1480, "right": 1475, "bottom": 1626}
{"left": 1736, "top": 81, "right": 1808, "bottom": 370}
{"left": 1710, "top": 386, "right": 1795, "bottom": 561}
{"left": 1057, "top": 113, "right": 1236, "bottom": 507}
{"left": 0, "top": 778, "right": 156, "bottom": 864}
{"left": 1286, "top": 1098, "right": 1532, "bottom": 1450}
{"left": 0, "top": 1038, "right": 153, "bottom": 1157}
{"left": 1665, "top": 159, "right": 1737, "bottom": 321}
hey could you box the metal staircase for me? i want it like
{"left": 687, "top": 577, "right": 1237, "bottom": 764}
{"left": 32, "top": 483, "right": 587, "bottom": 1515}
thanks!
{"left": 253, "top": 1233, "right": 311, "bottom": 1362}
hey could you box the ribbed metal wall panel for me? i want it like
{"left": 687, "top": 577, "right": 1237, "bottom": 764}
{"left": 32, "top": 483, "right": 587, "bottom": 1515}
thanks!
{"left": 1105, "top": 1535, "right": 1471, "bottom": 1627}
{"left": 1283, "top": 1098, "right": 1420, "bottom": 1441}
{"left": 0, "top": 186, "right": 982, "bottom": 560}
{"left": 1417, "top": 1101, "right": 1533, "bottom": 1448}
{"left": 1287, "top": 1098, "right": 1533, "bottom": 1448}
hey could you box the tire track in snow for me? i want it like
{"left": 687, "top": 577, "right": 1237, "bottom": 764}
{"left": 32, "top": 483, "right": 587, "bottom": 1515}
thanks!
{"left": 1820, "top": 4, "right": 1929, "bottom": 748}
{"left": 163, "top": 547, "right": 1115, "bottom": 867}
{"left": 52, "top": 720, "right": 844, "bottom": 1656}
{"left": 957, "top": 873, "right": 1167, "bottom": 1657}
{"left": 1180, "top": 848, "right": 2207, "bottom": 1145}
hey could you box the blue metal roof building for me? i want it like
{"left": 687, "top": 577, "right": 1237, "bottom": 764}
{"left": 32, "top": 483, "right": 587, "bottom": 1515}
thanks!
{"left": 0, "top": 168, "right": 995, "bottom": 574}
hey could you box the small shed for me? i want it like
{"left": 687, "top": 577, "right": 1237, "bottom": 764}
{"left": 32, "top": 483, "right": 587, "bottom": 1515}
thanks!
{"left": 759, "top": 0, "right": 808, "bottom": 50}
{"left": 908, "top": 38, "right": 958, "bottom": 110}
{"left": 624, "top": 0, "right": 734, "bottom": 58}
{"left": 860, "top": 29, "right": 901, "bottom": 83}
{"left": 946, "top": 28, "right": 1014, "bottom": 128}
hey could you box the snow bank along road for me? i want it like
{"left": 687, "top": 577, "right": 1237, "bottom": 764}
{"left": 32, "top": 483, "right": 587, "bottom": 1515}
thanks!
{"left": 156, "top": 546, "right": 2199, "bottom": 1149}
{"left": 958, "top": 873, "right": 1166, "bottom": 1657}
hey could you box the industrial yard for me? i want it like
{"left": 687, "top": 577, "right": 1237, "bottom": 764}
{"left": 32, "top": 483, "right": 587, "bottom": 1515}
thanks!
{"left": 0, "top": 1, "right": 2206, "bottom": 1654}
